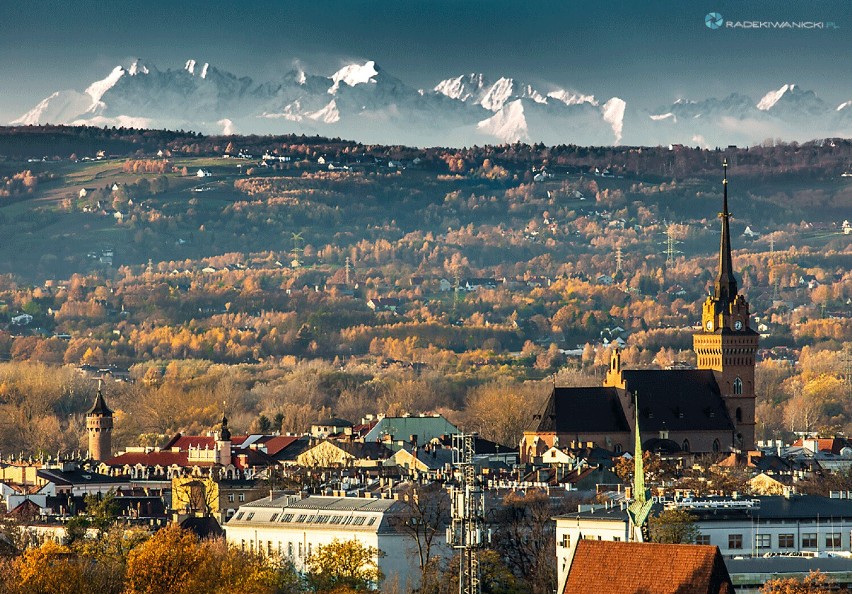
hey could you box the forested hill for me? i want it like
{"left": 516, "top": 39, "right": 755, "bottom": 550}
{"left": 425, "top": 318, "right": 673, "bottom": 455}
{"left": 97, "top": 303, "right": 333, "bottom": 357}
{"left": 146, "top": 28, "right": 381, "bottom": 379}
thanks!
{"left": 2, "top": 125, "right": 852, "bottom": 181}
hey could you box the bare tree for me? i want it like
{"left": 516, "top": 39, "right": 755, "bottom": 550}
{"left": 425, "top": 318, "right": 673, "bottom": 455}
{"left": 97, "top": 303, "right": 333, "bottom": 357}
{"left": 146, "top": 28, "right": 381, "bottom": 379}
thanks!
{"left": 491, "top": 489, "right": 569, "bottom": 594}
{"left": 391, "top": 482, "right": 451, "bottom": 587}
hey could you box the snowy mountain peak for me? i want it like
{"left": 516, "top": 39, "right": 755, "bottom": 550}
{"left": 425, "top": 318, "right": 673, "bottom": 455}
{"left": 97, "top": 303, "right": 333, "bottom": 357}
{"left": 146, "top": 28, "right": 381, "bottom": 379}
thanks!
{"left": 85, "top": 65, "right": 125, "bottom": 103}
{"left": 330, "top": 61, "right": 380, "bottom": 94}
{"left": 757, "top": 83, "right": 797, "bottom": 110}
{"left": 184, "top": 59, "right": 210, "bottom": 78}
{"left": 127, "top": 60, "right": 150, "bottom": 76}
{"left": 435, "top": 74, "right": 596, "bottom": 113}
{"left": 547, "top": 89, "right": 598, "bottom": 107}
{"left": 480, "top": 77, "right": 516, "bottom": 111}
{"left": 477, "top": 98, "right": 528, "bottom": 142}
{"left": 434, "top": 73, "right": 486, "bottom": 101}
{"left": 13, "top": 60, "right": 852, "bottom": 148}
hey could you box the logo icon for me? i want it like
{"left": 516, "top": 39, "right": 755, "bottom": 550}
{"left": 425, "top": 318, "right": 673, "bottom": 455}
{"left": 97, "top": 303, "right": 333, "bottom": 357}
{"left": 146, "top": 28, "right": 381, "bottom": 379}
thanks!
{"left": 705, "top": 12, "right": 724, "bottom": 30}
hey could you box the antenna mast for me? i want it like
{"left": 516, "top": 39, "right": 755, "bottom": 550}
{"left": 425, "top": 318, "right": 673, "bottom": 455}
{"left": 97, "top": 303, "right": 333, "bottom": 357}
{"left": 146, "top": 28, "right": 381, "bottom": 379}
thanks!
{"left": 448, "top": 433, "right": 489, "bottom": 594}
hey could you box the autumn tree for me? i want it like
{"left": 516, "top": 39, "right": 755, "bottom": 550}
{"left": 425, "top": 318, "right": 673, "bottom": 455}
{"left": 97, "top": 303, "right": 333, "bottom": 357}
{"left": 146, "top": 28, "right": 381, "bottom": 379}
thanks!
{"left": 0, "top": 540, "right": 122, "bottom": 594}
{"left": 124, "top": 524, "right": 213, "bottom": 594}
{"left": 648, "top": 508, "right": 699, "bottom": 544}
{"left": 760, "top": 570, "right": 833, "bottom": 594}
{"left": 124, "top": 524, "right": 293, "bottom": 594}
{"left": 305, "top": 538, "right": 383, "bottom": 593}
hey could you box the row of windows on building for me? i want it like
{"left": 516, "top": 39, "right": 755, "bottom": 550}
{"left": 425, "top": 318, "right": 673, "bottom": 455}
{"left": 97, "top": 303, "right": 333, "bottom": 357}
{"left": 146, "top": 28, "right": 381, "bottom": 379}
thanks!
{"left": 720, "top": 533, "right": 843, "bottom": 550}
{"left": 226, "top": 493, "right": 246, "bottom": 502}
{"left": 232, "top": 510, "right": 377, "bottom": 526}
{"left": 560, "top": 533, "right": 843, "bottom": 550}
{"left": 240, "top": 539, "right": 314, "bottom": 559}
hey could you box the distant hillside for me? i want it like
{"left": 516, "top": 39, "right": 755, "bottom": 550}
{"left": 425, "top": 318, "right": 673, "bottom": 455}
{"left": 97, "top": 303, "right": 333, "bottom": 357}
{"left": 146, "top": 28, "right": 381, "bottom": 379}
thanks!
{"left": 2, "top": 125, "right": 852, "bottom": 181}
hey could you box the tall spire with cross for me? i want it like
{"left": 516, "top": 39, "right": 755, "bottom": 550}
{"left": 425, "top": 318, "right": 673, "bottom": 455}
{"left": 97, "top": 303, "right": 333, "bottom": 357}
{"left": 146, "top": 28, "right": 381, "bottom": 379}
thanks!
{"left": 693, "top": 159, "right": 759, "bottom": 452}
{"left": 714, "top": 159, "right": 738, "bottom": 306}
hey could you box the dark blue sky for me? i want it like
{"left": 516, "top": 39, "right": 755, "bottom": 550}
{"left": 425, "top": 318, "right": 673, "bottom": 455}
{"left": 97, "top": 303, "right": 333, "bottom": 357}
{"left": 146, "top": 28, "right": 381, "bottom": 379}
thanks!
{"left": 2, "top": 0, "right": 850, "bottom": 122}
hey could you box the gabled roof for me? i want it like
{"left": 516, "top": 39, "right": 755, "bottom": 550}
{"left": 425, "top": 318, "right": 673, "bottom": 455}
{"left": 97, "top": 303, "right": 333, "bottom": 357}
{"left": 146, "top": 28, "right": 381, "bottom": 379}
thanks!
{"left": 161, "top": 434, "right": 248, "bottom": 451}
{"left": 334, "top": 441, "right": 393, "bottom": 460}
{"left": 7, "top": 499, "right": 41, "bottom": 519}
{"left": 395, "top": 447, "right": 454, "bottom": 470}
{"left": 621, "top": 369, "right": 733, "bottom": 432}
{"left": 36, "top": 468, "right": 125, "bottom": 486}
{"left": 266, "top": 436, "right": 311, "bottom": 461}
{"left": 434, "top": 434, "right": 518, "bottom": 453}
{"left": 363, "top": 416, "right": 459, "bottom": 444}
{"left": 528, "top": 387, "right": 629, "bottom": 434}
{"left": 563, "top": 540, "right": 733, "bottom": 594}
{"left": 313, "top": 418, "right": 354, "bottom": 427}
{"left": 251, "top": 435, "right": 303, "bottom": 456}
{"left": 792, "top": 437, "right": 849, "bottom": 454}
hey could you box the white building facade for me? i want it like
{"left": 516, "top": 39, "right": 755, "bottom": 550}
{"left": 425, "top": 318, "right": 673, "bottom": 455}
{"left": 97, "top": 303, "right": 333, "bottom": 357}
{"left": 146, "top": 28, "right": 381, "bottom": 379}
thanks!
{"left": 225, "top": 494, "right": 446, "bottom": 590}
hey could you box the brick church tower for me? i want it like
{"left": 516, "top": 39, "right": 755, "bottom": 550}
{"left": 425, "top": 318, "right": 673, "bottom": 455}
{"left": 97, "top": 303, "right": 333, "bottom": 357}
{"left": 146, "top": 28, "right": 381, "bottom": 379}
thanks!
{"left": 86, "top": 381, "right": 114, "bottom": 462}
{"left": 693, "top": 160, "right": 759, "bottom": 451}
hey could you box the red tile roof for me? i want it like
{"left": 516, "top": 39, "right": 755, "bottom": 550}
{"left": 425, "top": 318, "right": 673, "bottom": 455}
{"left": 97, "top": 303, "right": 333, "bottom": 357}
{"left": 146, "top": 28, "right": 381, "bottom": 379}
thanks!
{"left": 792, "top": 437, "right": 848, "bottom": 454}
{"left": 251, "top": 435, "right": 301, "bottom": 456}
{"left": 563, "top": 540, "right": 733, "bottom": 594}
{"left": 163, "top": 434, "right": 247, "bottom": 451}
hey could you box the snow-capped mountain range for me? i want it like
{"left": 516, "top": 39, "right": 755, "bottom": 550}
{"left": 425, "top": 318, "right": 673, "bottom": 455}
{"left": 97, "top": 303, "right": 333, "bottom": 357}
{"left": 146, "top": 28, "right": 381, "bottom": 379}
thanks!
{"left": 12, "top": 59, "right": 852, "bottom": 147}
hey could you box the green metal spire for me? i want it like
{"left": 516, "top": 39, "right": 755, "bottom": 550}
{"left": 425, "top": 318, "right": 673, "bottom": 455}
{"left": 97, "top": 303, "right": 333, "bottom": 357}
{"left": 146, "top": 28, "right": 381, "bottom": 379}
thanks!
{"left": 627, "top": 393, "right": 653, "bottom": 540}
{"left": 633, "top": 402, "right": 644, "bottom": 496}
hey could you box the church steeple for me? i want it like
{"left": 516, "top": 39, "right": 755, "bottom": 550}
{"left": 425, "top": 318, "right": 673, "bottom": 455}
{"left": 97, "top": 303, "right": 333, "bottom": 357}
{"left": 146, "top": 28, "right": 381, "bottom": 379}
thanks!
{"left": 713, "top": 159, "right": 738, "bottom": 305}
{"left": 216, "top": 412, "right": 232, "bottom": 466}
{"left": 693, "top": 159, "right": 759, "bottom": 451}
{"left": 219, "top": 412, "right": 231, "bottom": 442}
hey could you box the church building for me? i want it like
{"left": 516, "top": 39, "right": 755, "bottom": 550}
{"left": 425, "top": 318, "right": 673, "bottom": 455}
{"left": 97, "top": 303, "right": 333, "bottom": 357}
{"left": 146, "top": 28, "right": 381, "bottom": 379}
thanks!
{"left": 522, "top": 161, "right": 758, "bottom": 461}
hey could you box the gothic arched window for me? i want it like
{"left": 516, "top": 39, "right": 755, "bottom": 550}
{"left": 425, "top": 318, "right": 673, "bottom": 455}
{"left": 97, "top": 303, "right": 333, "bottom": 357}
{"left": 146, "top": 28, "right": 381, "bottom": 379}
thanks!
{"left": 733, "top": 377, "right": 743, "bottom": 395}
{"left": 682, "top": 440, "right": 690, "bottom": 453}
{"left": 713, "top": 439, "right": 721, "bottom": 453}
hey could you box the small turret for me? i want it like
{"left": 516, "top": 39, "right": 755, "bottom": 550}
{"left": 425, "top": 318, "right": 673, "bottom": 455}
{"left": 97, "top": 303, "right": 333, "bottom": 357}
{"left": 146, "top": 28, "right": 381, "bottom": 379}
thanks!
{"left": 216, "top": 413, "right": 231, "bottom": 466}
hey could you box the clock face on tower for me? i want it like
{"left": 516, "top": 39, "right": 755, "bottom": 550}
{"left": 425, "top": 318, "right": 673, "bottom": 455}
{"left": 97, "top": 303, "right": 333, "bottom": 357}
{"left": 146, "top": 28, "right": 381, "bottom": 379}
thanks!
{"left": 706, "top": 320, "right": 713, "bottom": 331}
{"left": 734, "top": 320, "right": 743, "bottom": 330}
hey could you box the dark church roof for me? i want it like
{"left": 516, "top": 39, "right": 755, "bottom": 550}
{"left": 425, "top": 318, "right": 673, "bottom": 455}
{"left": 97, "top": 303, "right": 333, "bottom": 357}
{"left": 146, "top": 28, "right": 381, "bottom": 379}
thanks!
{"left": 528, "top": 370, "right": 734, "bottom": 437}
{"left": 528, "top": 387, "right": 629, "bottom": 434}
{"left": 621, "top": 369, "right": 734, "bottom": 433}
